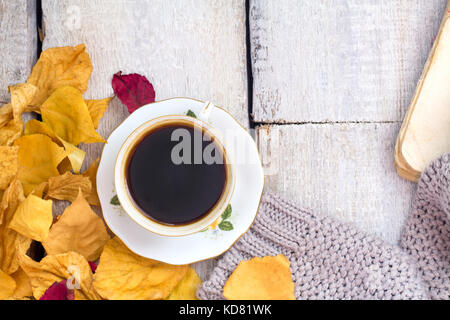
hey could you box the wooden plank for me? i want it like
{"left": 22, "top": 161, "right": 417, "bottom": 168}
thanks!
{"left": 0, "top": 0, "right": 37, "bottom": 103}
{"left": 257, "top": 123, "right": 415, "bottom": 245}
{"left": 41, "top": 0, "right": 248, "bottom": 279}
{"left": 250, "top": 0, "right": 448, "bottom": 123}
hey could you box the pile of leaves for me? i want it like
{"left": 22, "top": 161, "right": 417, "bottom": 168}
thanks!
{"left": 0, "top": 44, "right": 200, "bottom": 300}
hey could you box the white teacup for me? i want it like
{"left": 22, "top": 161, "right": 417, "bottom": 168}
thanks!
{"left": 114, "top": 102, "right": 235, "bottom": 237}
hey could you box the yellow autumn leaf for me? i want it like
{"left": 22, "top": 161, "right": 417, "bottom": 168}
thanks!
{"left": 82, "top": 158, "right": 100, "bottom": 206}
{"left": 9, "top": 83, "right": 38, "bottom": 121}
{"left": 167, "top": 267, "right": 201, "bottom": 300}
{"left": 0, "top": 119, "right": 23, "bottom": 146}
{"left": 86, "top": 97, "right": 113, "bottom": 129}
{"left": 223, "top": 254, "right": 295, "bottom": 300}
{"left": 93, "top": 237, "right": 188, "bottom": 300}
{"left": 0, "top": 179, "right": 31, "bottom": 275}
{"left": 24, "top": 119, "right": 55, "bottom": 138}
{"left": 60, "top": 140, "right": 85, "bottom": 174}
{"left": 0, "top": 104, "right": 13, "bottom": 128}
{"left": 43, "top": 190, "right": 109, "bottom": 261}
{"left": 41, "top": 86, "right": 105, "bottom": 145}
{"left": 0, "top": 269, "right": 16, "bottom": 300}
{"left": 0, "top": 178, "right": 24, "bottom": 225}
{"left": 14, "top": 134, "right": 67, "bottom": 195}
{"left": 10, "top": 267, "right": 32, "bottom": 299}
{"left": 57, "top": 158, "right": 73, "bottom": 175}
{"left": 0, "top": 146, "right": 18, "bottom": 190}
{"left": 9, "top": 194, "right": 53, "bottom": 242}
{"left": 19, "top": 251, "right": 101, "bottom": 300}
{"left": 46, "top": 172, "right": 91, "bottom": 202}
{"left": 30, "top": 181, "right": 48, "bottom": 199}
{"left": 24, "top": 119, "right": 86, "bottom": 174}
{"left": 26, "top": 44, "right": 92, "bottom": 107}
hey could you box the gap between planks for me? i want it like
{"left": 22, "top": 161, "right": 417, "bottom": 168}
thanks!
{"left": 254, "top": 120, "right": 402, "bottom": 126}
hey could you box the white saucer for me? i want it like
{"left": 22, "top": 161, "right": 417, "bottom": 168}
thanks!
{"left": 97, "top": 98, "right": 264, "bottom": 265}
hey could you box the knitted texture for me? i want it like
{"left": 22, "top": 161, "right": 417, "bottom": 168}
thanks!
{"left": 400, "top": 153, "right": 449, "bottom": 299}
{"left": 197, "top": 153, "right": 449, "bottom": 300}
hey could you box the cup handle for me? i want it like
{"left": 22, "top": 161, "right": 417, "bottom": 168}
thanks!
{"left": 198, "top": 101, "right": 214, "bottom": 122}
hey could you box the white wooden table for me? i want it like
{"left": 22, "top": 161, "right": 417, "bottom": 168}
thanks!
{"left": 1, "top": 0, "right": 448, "bottom": 279}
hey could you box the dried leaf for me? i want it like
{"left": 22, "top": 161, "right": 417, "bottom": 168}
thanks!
{"left": 41, "top": 86, "right": 105, "bottom": 145}
{"left": 86, "top": 97, "right": 113, "bottom": 129}
{"left": 9, "top": 83, "right": 38, "bottom": 121}
{"left": 9, "top": 194, "right": 53, "bottom": 242}
{"left": 167, "top": 267, "right": 201, "bottom": 300}
{"left": 88, "top": 262, "right": 97, "bottom": 273}
{"left": 24, "top": 119, "right": 86, "bottom": 174}
{"left": 14, "top": 134, "right": 67, "bottom": 195}
{"left": 46, "top": 172, "right": 91, "bottom": 202}
{"left": 93, "top": 237, "right": 188, "bottom": 300}
{"left": 0, "top": 229, "right": 30, "bottom": 276}
{"left": 82, "top": 158, "right": 100, "bottom": 206}
{"left": 57, "top": 157, "right": 73, "bottom": 174}
{"left": 0, "top": 146, "right": 18, "bottom": 190}
{"left": 43, "top": 191, "right": 109, "bottom": 261}
{"left": 24, "top": 119, "right": 54, "bottom": 139}
{"left": 11, "top": 267, "right": 33, "bottom": 299}
{"left": 0, "top": 269, "right": 16, "bottom": 300}
{"left": 112, "top": 72, "right": 155, "bottom": 113}
{"left": 30, "top": 182, "right": 48, "bottom": 199}
{"left": 26, "top": 44, "right": 92, "bottom": 107}
{"left": 0, "top": 179, "right": 31, "bottom": 275}
{"left": 19, "top": 251, "right": 101, "bottom": 300}
{"left": 223, "top": 254, "right": 295, "bottom": 300}
{"left": 39, "top": 280, "right": 73, "bottom": 300}
{"left": 73, "top": 290, "right": 87, "bottom": 300}
{"left": 0, "top": 104, "right": 13, "bottom": 128}
{"left": 0, "top": 179, "right": 24, "bottom": 225}
{"left": 0, "top": 119, "right": 23, "bottom": 146}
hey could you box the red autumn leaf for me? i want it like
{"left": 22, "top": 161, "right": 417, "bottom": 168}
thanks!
{"left": 88, "top": 261, "right": 98, "bottom": 273}
{"left": 66, "top": 289, "right": 75, "bottom": 300}
{"left": 112, "top": 71, "right": 155, "bottom": 113}
{"left": 39, "top": 280, "right": 74, "bottom": 300}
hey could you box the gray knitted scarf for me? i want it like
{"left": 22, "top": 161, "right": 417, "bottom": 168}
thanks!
{"left": 197, "top": 153, "right": 449, "bottom": 300}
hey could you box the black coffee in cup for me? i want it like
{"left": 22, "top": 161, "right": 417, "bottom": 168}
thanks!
{"left": 125, "top": 122, "right": 227, "bottom": 225}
